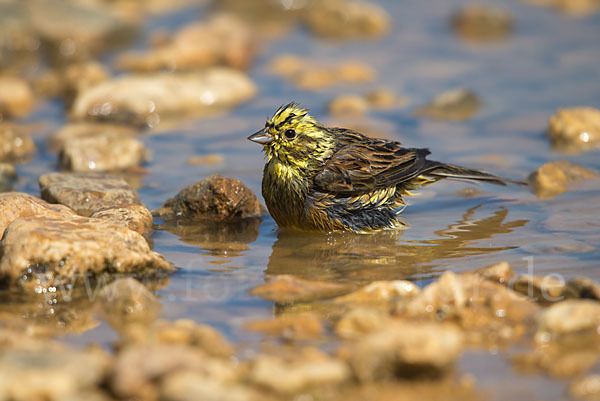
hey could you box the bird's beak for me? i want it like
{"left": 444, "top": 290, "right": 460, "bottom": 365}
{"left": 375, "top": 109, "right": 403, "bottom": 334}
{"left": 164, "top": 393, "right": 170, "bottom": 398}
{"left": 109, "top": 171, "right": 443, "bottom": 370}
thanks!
{"left": 248, "top": 128, "right": 274, "bottom": 145}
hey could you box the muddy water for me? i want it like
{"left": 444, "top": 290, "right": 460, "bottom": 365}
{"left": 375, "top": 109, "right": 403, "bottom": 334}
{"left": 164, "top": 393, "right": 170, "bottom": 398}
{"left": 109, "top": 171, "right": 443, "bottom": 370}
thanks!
{"left": 6, "top": 0, "right": 600, "bottom": 400}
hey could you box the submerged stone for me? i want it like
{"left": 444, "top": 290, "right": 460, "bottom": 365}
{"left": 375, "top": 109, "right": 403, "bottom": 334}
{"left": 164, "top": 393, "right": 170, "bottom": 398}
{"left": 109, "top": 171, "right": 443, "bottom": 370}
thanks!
{"left": 59, "top": 135, "right": 147, "bottom": 172}
{"left": 70, "top": 69, "right": 256, "bottom": 126}
{"left": 414, "top": 89, "right": 482, "bottom": 121}
{"left": 0, "top": 123, "right": 36, "bottom": 162}
{"left": 153, "top": 174, "right": 263, "bottom": 220}
{"left": 99, "top": 277, "right": 161, "bottom": 328}
{"left": 245, "top": 312, "right": 324, "bottom": 340}
{"left": 328, "top": 94, "right": 369, "bottom": 116}
{"left": 451, "top": 4, "right": 514, "bottom": 42}
{"left": 249, "top": 274, "right": 351, "bottom": 304}
{"left": 0, "top": 76, "right": 34, "bottom": 118}
{"left": 528, "top": 160, "right": 597, "bottom": 199}
{"left": 333, "top": 280, "right": 420, "bottom": 304}
{"left": 548, "top": 107, "right": 600, "bottom": 153}
{"left": 39, "top": 172, "right": 141, "bottom": 216}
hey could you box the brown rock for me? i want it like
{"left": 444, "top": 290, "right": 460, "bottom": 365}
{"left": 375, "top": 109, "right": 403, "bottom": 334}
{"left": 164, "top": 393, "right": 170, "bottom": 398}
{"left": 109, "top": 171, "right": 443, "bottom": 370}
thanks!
{"left": 523, "top": 0, "right": 600, "bottom": 17}
{"left": 59, "top": 135, "right": 147, "bottom": 172}
{"left": 566, "top": 277, "right": 600, "bottom": 300}
{"left": 90, "top": 204, "right": 154, "bottom": 235}
{"left": 0, "top": 163, "right": 16, "bottom": 192}
{"left": 548, "top": 107, "right": 600, "bottom": 152}
{"left": 49, "top": 122, "right": 138, "bottom": 151}
{"left": 117, "top": 14, "right": 256, "bottom": 72}
{"left": 335, "top": 308, "right": 391, "bottom": 339}
{"left": 328, "top": 94, "right": 369, "bottom": 116}
{"left": 347, "top": 320, "right": 464, "bottom": 381}
{"left": 61, "top": 61, "right": 110, "bottom": 102}
{"left": 160, "top": 370, "right": 258, "bottom": 401}
{"left": 528, "top": 160, "right": 597, "bottom": 199}
{"left": 249, "top": 274, "right": 350, "bottom": 303}
{"left": 99, "top": 277, "right": 160, "bottom": 328}
{"left": 0, "top": 192, "right": 75, "bottom": 235}
{"left": 571, "top": 375, "right": 600, "bottom": 400}
{"left": 513, "top": 342, "right": 600, "bottom": 378}
{"left": 535, "top": 300, "right": 600, "bottom": 341}
{"left": 39, "top": 172, "right": 141, "bottom": 216}
{"left": 0, "top": 123, "right": 36, "bottom": 162}
{"left": 187, "top": 154, "right": 224, "bottom": 166}
{"left": 0, "top": 215, "right": 172, "bottom": 288}
{"left": 70, "top": 69, "right": 256, "bottom": 126}
{"left": 414, "top": 89, "right": 482, "bottom": 121}
{"left": 469, "top": 261, "right": 515, "bottom": 285}
{"left": 333, "top": 280, "right": 420, "bottom": 304}
{"left": 123, "top": 319, "right": 234, "bottom": 359}
{"left": 249, "top": 353, "right": 350, "bottom": 393}
{"left": 451, "top": 4, "right": 514, "bottom": 42}
{"left": 511, "top": 274, "right": 578, "bottom": 304}
{"left": 245, "top": 312, "right": 323, "bottom": 340}
{"left": 153, "top": 174, "right": 263, "bottom": 220}
{"left": 304, "top": 0, "right": 390, "bottom": 39}
{"left": 0, "top": 76, "right": 34, "bottom": 118}
{"left": 365, "top": 88, "right": 409, "bottom": 109}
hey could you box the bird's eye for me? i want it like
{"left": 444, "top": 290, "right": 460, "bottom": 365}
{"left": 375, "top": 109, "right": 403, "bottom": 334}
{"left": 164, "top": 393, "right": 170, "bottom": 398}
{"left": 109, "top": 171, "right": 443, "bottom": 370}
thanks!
{"left": 284, "top": 129, "right": 296, "bottom": 139}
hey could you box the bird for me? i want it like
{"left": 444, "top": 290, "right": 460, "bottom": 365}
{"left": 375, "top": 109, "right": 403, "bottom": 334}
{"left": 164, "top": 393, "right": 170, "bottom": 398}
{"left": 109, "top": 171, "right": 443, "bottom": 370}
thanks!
{"left": 248, "top": 103, "right": 524, "bottom": 233}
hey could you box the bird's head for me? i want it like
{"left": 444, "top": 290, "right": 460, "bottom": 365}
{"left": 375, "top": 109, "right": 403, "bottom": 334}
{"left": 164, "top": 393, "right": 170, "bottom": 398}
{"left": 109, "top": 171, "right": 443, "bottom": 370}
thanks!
{"left": 248, "top": 103, "right": 335, "bottom": 170}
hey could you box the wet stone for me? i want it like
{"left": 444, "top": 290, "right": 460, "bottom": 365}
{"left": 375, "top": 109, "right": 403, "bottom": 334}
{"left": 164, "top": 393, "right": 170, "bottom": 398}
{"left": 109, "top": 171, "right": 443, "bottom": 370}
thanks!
{"left": 511, "top": 274, "right": 578, "bottom": 304}
{"left": 153, "top": 174, "right": 263, "bottom": 220}
{"left": 187, "top": 154, "right": 225, "bottom": 166}
{"left": 0, "top": 163, "right": 16, "bottom": 192}
{"left": 451, "top": 4, "right": 514, "bottom": 42}
{"left": 0, "top": 123, "right": 36, "bottom": 162}
{"left": 548, "top": 107, "right": 600, "bottom": 153}
{"left": 99, "top": 277, "right": 160, "bottom": 328}
{"left": 335, "top": 308, "right": 391, "bottom": 340}
{"left": 0, "top": 215, "right": 172, "bottom": 288}
{"left": 347, "top": 320, "right": 464, "bottom": 381}
{"left": 333, "top": 280, "right": 420, "bottom": 304}
{"left": 90, "top": 204, "right": 154, "bottom": 235}
{"left": 304, "top": 0, "right": 391, "bottom": 39}
{"left": 245, "top": 312, "right": 324, "bottom": 340}
{"left": 528, "top": 160, "right": 597, "bottom": 199}
{"left": 414, "top": 89, "right": 482, "bottom": 121}
{"left": 535, "top": 300, "right": 600, "bottom": 341}
{"left": 39, "top": 172, "right": 141, "bottom": 216}
{"left": 571, "top": 375, "right": 600, "bottom": 400}
{"left": 512, "top": 341, "right": 600, "bottom": 378}
{"left": 38, "top": 61, "right": 110, "bottom": 105}
{"left": 116, "top": 14, "right": 257, "bottom": 72}
{"left": 365, "top": 88, "right": 409, "bottom": 109}
{"left": 566, "top": 277, "right": 600, "bottom": 300}
{"left": 0, "top": 347, "right": 110, "bottom": 401}
{"left": 328, "top": 94, "right": 369, "bottom": 116}
{"left": 0, "top": 75, "right": 34, "bottom": 118}
{"left": 160, "top": 370, "right": 259, "bottom": 401}
{"left": 48, "top": 122, "right": 139, "bottom": 151}
{"left": 249, "top": 274, "right": 351, "bottom": 304}
{"left": 0, "top": 192, "right": 75, "bottom": 235}
{"left": 59, "top": 135, "right": 147, "bottom": 172}
{"left": 523, "top": 0, "right": 600, "bottom": 17}
{"left": 469, "top": 261, "right": 515, "bottom": 285}
{"left": 70, "top": 69, "right": 256, "bottom": 126}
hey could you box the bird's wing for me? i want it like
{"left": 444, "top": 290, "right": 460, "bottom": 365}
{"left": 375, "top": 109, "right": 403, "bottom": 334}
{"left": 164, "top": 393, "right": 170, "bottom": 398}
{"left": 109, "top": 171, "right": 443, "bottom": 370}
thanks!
{"left": 313, "top": 139, "right": 431, "bottom": 195}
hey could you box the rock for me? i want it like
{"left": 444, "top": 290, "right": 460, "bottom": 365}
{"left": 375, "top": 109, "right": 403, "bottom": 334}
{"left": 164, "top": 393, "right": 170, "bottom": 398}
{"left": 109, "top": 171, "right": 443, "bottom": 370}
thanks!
{"left": 335, "top": 308, "right": 391, "bottom": 339}
{"left": 249, "top": 352, "right": 350, "bottom": 393}
{"left": 153, "top": 174, "right": 263, "bottom": 220}
{"left": 249, "top": 274, "right": 350, "bottom": 304}
{"left": 468, "top": 261, "right": 515, "bottom": 285}
{"left": 451, "top": 4, "right": 514, "bottom": 42}
{"left": 347, "top": 320, "right": 464, "bottom": 381}
{"left": 513, "top": 342, "right": 600, "bottom": 378}
{"left": 90, "top": 204, "right": 154, "bottom": 235}
{"left": 566, "top": 277, "right": 600, "bottom": 300}
{"left": 548, "top": 107, "right": 600, "bottom": 153}
{"left": 365, "top": 88, "right": 409, "bottom": 109}
{"left": 269, "top": 55, "right": 374, "bottom": 91}
{"left": 0, "top": 76, "right": 34, "bottom": 118}
{"left": 0, "top": 163, "right": 16, "bottom": 192}
{"left": 528, "top": 160, "right": 597, "bottom": 199}
{"left": 59, "top": 135, "right": 147, "bottom": 172}
{"left": 55, "top": 61, "right": 110, "bottom": 105}
{"left": 0, "top": 348, "right": 110, "bottom": 401}
{"left": 0, "top": 192, "right": 75, "bottom": 235}
{"left": 110, "top": 344, "right": 238, "bottom": 400}
{"left": 456, "top": 187, "right": 483, "bottom": 198}
{"left": 523, "top": 0, "right": 600, "bottom": 17}
{"left": 328, "top": 94, "right": 369, "bottom": 116}
{"left": 0, "top": 215, "right": 172, "bottom": 288}
{"left": 333, "top": 280, "right": 420, "bottom": 304}
{"left": 511, "top": 274, "right": 578, "bottom": 304}
{"left": 70, "top": 69, "right": 256, "bottom": 126}
{"left": 414, "top": 89, "right": 482, "bottom": 121}
{"left": 99, "top": 277, "right": 160, "bottom": 328}
{"left": 116, "top": 14, "right": 256, "bottom": 72}
{"left": 39, "top": 172, "right": 141, "bottom": 216}
{"left": 29, "top": 0, "right": 136, "bottom": 63}
{"left": 160, "top": 370, "right": 257, "bottom": 401}
{"left": 245, "top": 312, "right": 323, "bottom": 340}
{"left": 48, "top": 122, "right": 139, "bottom": 151}
{"left": 122, "top": 319, "right": 234, "bottom": 359}
{"left": 0, "top": 123, "right": 36, "bottom": 162}
{"left": 535, "top": 300, "right": 600, "bottom": 341}
{"left": 571, "top": 375, "right": 600, "bottom": 400}
{"left": 187, "top": 154, "right": 224, "bottom": 166}
{"left": 304, "top": 0, "right": 390, "bottom": 39}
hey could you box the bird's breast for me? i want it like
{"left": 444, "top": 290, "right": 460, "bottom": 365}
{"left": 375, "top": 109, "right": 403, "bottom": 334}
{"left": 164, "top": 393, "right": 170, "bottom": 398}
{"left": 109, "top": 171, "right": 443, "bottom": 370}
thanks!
{"left": 262, "top": 160, "right": 310, "bottom": 228}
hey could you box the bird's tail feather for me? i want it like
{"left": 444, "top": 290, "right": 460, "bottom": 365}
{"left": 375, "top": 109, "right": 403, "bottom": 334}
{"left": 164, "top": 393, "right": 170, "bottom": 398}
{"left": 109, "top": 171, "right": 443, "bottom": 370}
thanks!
{"left": 424, "top": 162, "right": 527, "bottom": 186}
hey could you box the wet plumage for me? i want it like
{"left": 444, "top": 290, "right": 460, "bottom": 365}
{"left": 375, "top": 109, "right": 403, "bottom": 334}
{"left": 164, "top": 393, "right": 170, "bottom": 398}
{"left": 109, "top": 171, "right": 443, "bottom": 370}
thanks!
{"left": 248, "top": 103, "right": 523, "bottom": 233}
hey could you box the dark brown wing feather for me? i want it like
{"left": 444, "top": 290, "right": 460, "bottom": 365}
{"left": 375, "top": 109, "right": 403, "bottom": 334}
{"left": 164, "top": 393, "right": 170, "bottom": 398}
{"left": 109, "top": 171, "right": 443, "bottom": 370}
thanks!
{"left": 313, "top": 139, "right": 431, "bottom": 195}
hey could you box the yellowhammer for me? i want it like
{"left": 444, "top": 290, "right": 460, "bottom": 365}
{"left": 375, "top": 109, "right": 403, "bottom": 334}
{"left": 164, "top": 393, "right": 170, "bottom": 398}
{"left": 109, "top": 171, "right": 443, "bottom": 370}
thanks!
{"left": 248, "top": 103, "right": 524, "bottom": 233}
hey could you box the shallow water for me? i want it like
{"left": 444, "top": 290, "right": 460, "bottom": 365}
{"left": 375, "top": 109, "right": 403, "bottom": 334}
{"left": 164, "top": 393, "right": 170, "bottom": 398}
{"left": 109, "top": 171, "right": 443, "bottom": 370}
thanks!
{"left": 6, "top": 0, "right": 600, "bottom": 399}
